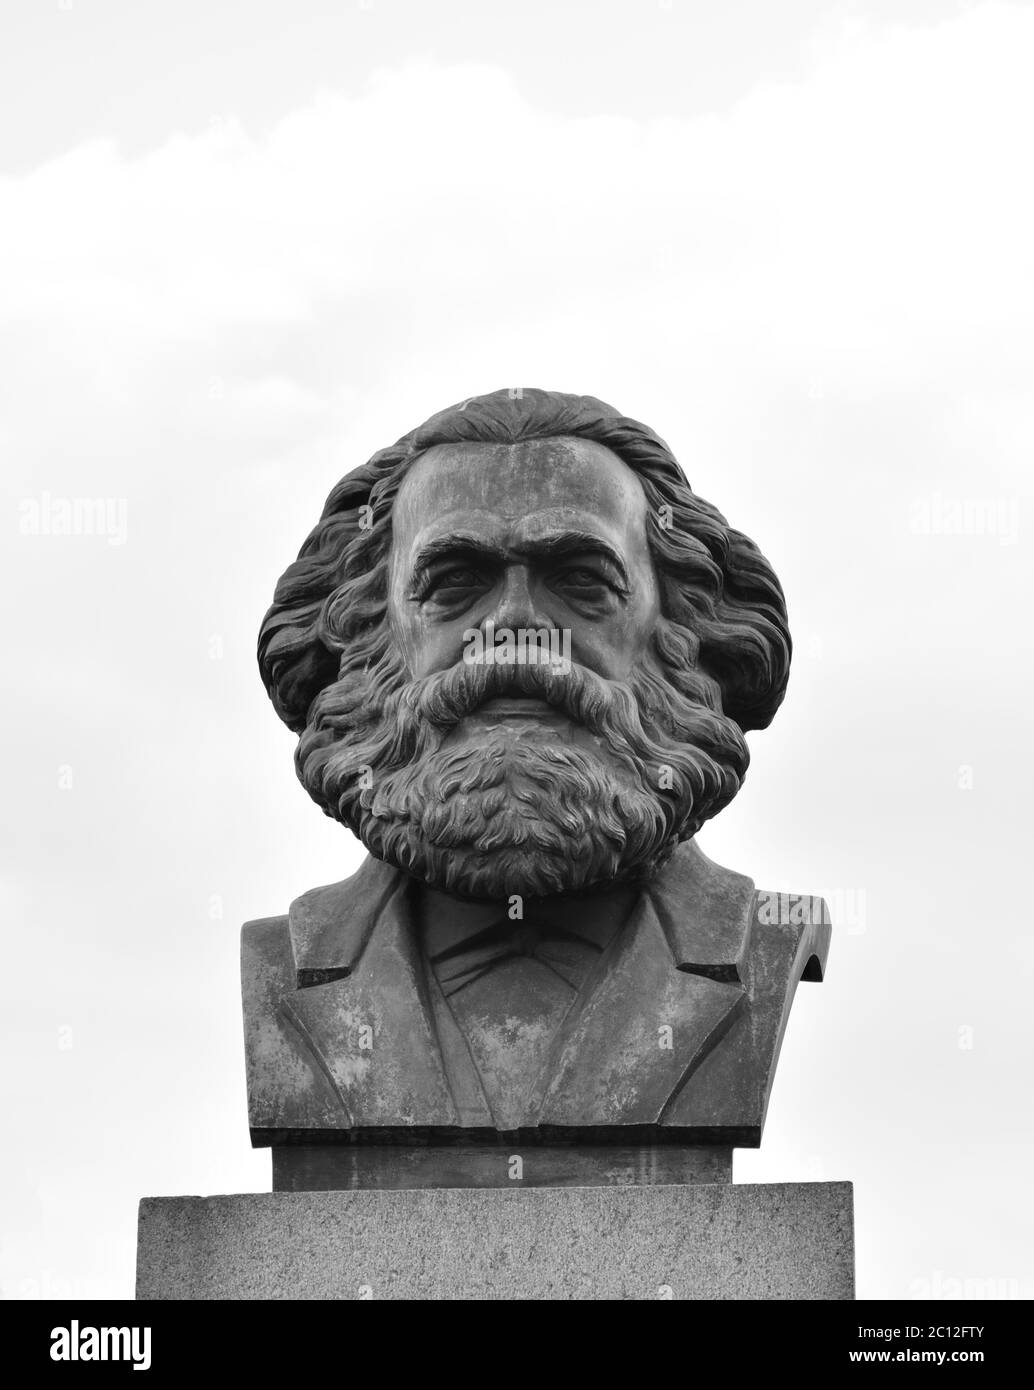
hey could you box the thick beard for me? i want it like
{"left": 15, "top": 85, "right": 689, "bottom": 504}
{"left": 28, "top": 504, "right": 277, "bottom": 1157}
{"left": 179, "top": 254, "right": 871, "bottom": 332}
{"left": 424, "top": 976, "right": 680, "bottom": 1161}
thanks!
{"left": 296, "top": 634, "right": 749, "bottom": 900}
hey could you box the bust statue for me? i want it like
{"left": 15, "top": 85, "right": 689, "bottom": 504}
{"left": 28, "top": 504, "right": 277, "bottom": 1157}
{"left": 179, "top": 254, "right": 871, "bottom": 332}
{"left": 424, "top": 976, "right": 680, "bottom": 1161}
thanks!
{"left": 243, "top": 388, "right": 829, "bottom": 1160}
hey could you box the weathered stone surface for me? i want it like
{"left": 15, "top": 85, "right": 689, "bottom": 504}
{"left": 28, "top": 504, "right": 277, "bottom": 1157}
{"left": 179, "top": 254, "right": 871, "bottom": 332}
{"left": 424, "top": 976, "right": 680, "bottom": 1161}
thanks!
{"left": 137, "top": 1181, "right": 854, "bottom": 1301}
{"left": 272, "top": 1142, "right": 732, "bottom": 1190}
{"left": 244, "top": 843, "right": 830, "bottom": 1146}
{"left": 244, "top": 388, "right": 834, "bottom": 1149}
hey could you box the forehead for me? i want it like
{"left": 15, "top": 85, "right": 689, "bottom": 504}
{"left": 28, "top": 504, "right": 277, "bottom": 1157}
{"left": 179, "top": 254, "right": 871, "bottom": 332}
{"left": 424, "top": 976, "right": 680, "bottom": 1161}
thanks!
{"left": 391, "top": 436, "right": 650, "bottom": 558}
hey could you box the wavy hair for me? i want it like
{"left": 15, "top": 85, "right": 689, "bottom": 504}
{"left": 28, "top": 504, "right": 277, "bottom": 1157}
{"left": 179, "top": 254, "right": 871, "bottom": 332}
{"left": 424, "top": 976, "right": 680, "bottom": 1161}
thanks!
{"left": 259, "top": 387, "right": 791, "bottom": 740}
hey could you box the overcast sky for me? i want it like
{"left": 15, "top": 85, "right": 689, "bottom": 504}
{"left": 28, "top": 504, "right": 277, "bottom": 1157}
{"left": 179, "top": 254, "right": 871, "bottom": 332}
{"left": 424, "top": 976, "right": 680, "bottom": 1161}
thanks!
{"left": 2, "top": 0, "right": 1032, "bottom": 1300}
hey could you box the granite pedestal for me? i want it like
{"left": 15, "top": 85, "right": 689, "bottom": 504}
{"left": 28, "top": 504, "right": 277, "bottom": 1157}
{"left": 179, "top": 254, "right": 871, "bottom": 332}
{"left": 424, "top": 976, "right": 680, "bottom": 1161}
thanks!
{"left": 136, "top": 1180, "right": 854, "bottom": 1300}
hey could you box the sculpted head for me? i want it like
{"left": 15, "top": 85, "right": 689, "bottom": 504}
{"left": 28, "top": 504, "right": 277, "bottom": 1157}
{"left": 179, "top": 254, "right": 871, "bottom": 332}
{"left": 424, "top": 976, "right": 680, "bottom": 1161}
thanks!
{"left": 259, "top": 389, "right": 790, "bottom": 899}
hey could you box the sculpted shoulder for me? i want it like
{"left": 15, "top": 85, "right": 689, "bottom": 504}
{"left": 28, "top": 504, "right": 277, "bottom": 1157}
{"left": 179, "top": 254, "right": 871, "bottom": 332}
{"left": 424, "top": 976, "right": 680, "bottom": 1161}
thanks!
{"left": 751, "top": 887, "right": 832, "bottom": 984}
{"left": 240, "top": 911, "right": 353, "bottom": 1141}
{"left": 242, "top": 857, "right": 405, "bottom": 983}
{"left": 240, "top": 913, "right": 292, "bottom": 993}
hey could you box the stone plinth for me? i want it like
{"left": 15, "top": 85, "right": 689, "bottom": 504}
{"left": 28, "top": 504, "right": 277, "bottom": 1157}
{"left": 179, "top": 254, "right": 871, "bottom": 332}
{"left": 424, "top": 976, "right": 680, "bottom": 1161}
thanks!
{"left": 137, "top": 1181, "right": 854, "bottom": 1300}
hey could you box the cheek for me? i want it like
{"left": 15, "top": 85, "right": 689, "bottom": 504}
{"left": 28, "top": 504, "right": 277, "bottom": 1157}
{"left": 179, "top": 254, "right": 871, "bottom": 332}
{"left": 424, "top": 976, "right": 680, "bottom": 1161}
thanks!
{"left": 387, "top": 558, "right": 429, "bottom": 676}
{"left": 626, "top": 569, "right": 663, "bottom": 660}
{"left": 573, "top": 600, "right": 657, "bottom": 680}
{"left": 386, "top": 581, "right": 418, "bottom": 676}
{"left": 390, "top": 607, "right": 466, "bottom": 680}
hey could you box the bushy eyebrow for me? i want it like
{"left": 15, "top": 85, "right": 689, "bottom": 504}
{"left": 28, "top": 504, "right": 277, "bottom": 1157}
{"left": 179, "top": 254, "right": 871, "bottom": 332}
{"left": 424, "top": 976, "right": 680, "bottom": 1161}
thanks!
{"left": 519, "top": 532, "right": 629, "bottom": 585}
{"left": 410, "top": 530, "right": 630, "bottom": 589}
{"left": 411, "top": 533, "right": 508, "bottom": 573}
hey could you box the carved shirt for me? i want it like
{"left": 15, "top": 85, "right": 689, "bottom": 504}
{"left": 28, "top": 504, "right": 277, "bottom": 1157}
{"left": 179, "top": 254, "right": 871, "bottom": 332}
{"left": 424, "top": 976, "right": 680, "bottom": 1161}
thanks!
{"left": 421, "top": 898, "right": 628, "bottom": 1131}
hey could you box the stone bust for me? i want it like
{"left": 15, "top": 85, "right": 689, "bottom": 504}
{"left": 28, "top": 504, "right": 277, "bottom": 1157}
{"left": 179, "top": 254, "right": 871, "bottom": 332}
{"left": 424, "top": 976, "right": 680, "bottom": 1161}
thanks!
{"left": 243, "top": 388, "right": 829, "bottom": 1151}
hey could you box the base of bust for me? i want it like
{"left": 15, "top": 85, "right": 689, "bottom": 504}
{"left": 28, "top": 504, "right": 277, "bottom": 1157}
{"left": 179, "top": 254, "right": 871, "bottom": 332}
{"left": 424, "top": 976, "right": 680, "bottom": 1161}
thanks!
{"left": 272, "top": 1142, "right": 732, "bottom": 1189}
{"left": 136, "top": 1180, "right": 854, "bottom": 1300}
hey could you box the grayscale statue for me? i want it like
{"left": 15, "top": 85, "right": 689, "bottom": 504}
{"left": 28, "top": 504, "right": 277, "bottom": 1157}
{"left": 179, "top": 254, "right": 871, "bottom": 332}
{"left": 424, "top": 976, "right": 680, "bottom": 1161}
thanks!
{"left": 243, "top": 388, "right": 830, "bottom": 1152}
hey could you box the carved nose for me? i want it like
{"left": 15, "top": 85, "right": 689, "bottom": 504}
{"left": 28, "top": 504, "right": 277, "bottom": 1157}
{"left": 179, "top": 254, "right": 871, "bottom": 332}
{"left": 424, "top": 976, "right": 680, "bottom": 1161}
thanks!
{"left": 489, "top": 567, "right": 551, "bottom": 633}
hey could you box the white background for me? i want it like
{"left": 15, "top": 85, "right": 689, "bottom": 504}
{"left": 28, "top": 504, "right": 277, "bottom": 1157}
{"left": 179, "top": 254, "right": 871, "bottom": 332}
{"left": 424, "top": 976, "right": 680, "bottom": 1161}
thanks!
{"left": 2, "top": 0, "right": 1032, "bottom": 1300}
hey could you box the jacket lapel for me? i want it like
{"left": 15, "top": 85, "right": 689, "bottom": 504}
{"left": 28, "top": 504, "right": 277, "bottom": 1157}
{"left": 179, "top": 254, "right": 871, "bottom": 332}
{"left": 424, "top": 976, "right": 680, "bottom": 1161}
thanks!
{"left": 532, "top": 840, "right": 754, "bottom": 1129}
{"left": 280, "top": 862, "right": 464, "bottom": 1128}
{"left": 276, "top": 840, "right": 756, "bottom": 1133}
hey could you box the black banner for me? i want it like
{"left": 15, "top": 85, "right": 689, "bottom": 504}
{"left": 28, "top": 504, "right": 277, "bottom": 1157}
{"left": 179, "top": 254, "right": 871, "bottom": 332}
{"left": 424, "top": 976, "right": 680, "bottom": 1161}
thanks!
{"left": 3, "top": 1299, "right": 1025, "bottom": 1378}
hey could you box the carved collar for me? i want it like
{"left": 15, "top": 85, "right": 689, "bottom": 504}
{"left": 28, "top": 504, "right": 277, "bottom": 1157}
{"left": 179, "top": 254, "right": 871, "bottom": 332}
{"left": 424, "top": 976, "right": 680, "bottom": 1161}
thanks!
{"left": 287, "top": 838, "right": 756, "bottom": 989}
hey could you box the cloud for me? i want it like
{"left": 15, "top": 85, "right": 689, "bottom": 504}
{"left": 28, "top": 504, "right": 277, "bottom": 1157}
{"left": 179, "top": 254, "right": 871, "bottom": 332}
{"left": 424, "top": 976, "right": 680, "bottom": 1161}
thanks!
{"left": 3, "top": 3, "right": 1034, "bottom": 1303}
{"left": 1, "top": 3, "right": 1033, "bottom": 478}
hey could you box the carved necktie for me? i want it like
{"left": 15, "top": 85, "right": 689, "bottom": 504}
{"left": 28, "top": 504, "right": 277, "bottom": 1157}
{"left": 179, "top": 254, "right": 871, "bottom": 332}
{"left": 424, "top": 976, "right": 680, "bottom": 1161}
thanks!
{"left": 427, "top": 915, "right": 610, "bottom": 996}
{"left": 422, "top": 905, "right": 627, "bottom": 1130}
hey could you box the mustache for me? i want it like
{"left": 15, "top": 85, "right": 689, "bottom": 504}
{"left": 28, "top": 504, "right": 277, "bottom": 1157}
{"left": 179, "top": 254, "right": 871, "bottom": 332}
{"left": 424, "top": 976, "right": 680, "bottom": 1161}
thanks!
{"left": 400, "top": 655, "right": 643, "bottom": 740}
{"left": 296, "top": 621, "right": 753, "bottom": 864}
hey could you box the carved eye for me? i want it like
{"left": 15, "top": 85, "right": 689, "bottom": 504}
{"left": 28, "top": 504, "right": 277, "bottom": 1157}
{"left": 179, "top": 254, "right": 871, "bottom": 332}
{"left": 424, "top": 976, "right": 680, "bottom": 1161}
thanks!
{"left": 557, "top": 567, "right": 606, "bottom": 588}
{"left": 435, "top": 567, "right": 484, "bottom": 591}
{"left": 551, "top": 565, "right": 617, "bottom": 600}
{"left": 421, "top": 566, "right": 489, "bottom": 604}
